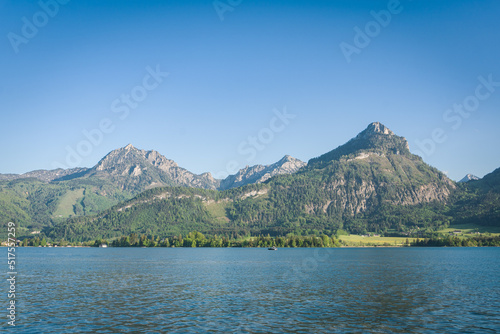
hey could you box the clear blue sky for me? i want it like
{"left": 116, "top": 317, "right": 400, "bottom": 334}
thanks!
{"left": 1, "top": 0, "right": 499, "bottom": 181}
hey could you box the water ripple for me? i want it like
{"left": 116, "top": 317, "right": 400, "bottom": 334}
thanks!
{"left": 6, "top": 247, "right": 500, "bottom": 333}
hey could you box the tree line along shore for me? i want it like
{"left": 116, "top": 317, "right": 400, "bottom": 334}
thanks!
{"left": 11, "top": 232, "right": 500, "bottom": 248}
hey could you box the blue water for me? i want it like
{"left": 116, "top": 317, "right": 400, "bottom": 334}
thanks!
{"left": 4, "top": 247, "right": 500, "bottom": 333}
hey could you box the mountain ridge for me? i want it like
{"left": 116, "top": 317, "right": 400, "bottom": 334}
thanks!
{"left": 0, "top": 168, "right": 89, "bottom": 182}
{"left": 0, "top": 122, "right": 476, "bottom": 183}
{"left": 0, "top": 144, "right": 307, "bottom": 191}
{"left": 219, "top": 155, "right": 306, "bottom": 190}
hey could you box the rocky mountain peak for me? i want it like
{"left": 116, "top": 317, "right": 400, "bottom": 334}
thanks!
{"left": 86, "top": 145, "right": 220, "bottom": 191}
{"left": 361, "top": 122, "right": 395, "bottom": 137}
{"left": 277, "top": 155, "right": 297, "bottom": 164}
{"left": 308, "top": 122, "right": 411, "bottom": 166}
{"left": 219, "top": 155, "right": 306, "bottom": 190}
{"left": 275, "top": 155, "right": 307, "bottom": 171}
{"left": 93, "top": 144, "right": 143, "bottom": 172}
{"left": 458, "top": 174, "right": 480, "bottom": 183}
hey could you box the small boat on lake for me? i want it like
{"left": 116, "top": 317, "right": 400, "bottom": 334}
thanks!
{"left": 268, "top": 246, "right": 278, "bottom": 251}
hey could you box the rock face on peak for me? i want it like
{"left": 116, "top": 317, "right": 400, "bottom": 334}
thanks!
{"left": 220, "top": 155, "right": 306, "bottom": 190}
{"left": 85, "top": 145, "right": 220, "bottom": 192}
{"left": 362, "top": 122, "right": 395, "bottom": 136}
{"left": 458, "top": 174, "right": 480, "bottom": 183}
{"left": 308, "top": 122, "right": 410, "bottom": 166}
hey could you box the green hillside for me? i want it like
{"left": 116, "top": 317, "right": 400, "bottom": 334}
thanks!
{"left": 0, "top": 177, "right": 130, "bottom": 240}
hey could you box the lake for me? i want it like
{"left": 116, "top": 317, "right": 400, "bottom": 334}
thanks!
{"left": 5, "top": 247, "right": 500, "bottom": 333}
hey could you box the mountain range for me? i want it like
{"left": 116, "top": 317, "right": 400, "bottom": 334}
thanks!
{"left": 1, "top": 144, "right": 306, "bottom": 192}
{"left": 0, "top": 139, "right": 307, "bottom": 235}
{"left": 1, "top": 122, "right": 499, "bottom": 241}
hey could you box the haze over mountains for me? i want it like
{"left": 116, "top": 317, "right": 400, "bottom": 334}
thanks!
{"left": 1, "top": 122, "right": 499, "bottom": 241}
